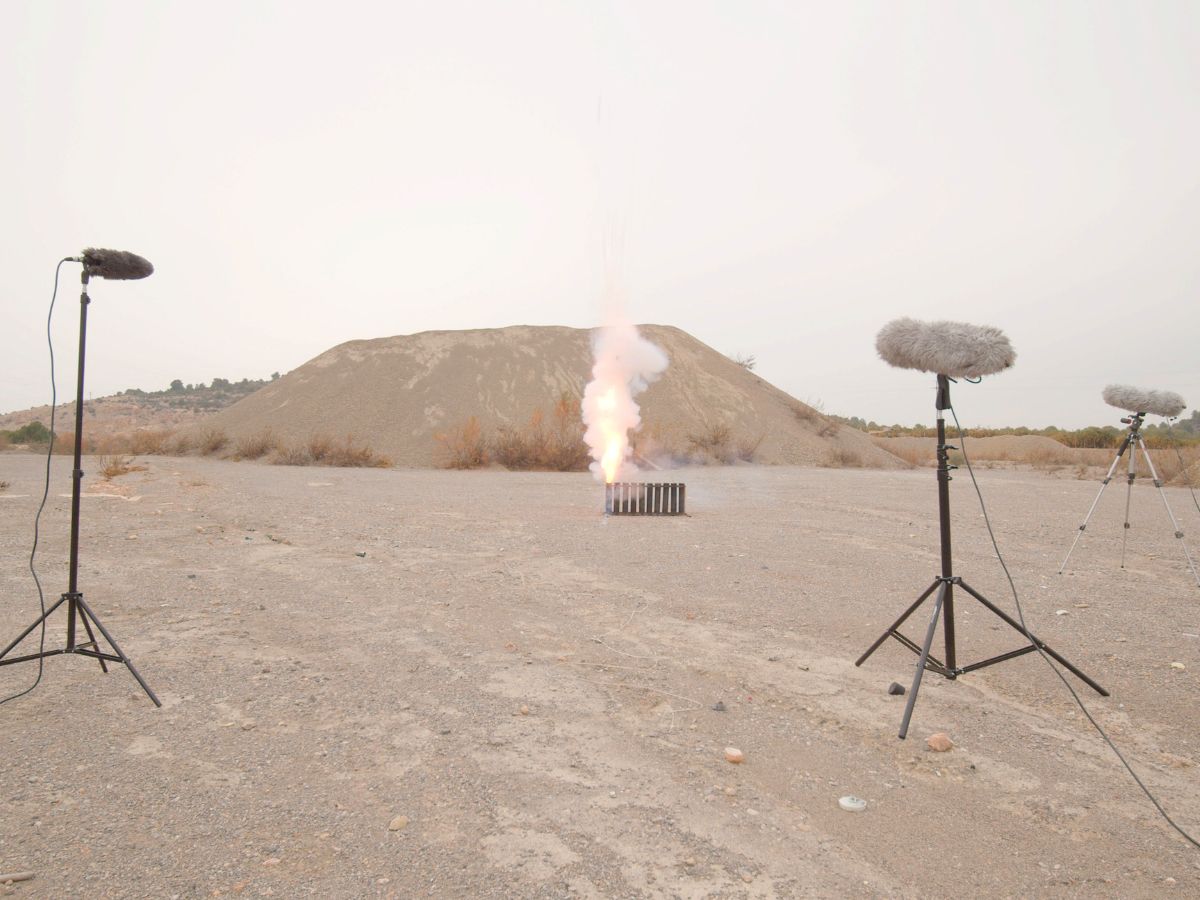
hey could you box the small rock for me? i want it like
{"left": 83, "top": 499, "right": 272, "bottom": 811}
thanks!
{"left": 261, "top": 858, "right": 280, "bottom": 867}
{"left": 388, "top": 815, "right": 409, "bottom": 831}
{"left": 724, "top": 747, "right": 745, "bottom": 764}
{"left": 519, "top": 705, "right": 530, "bottom": 716}
{"left": 711, "top": 701, "right": 726, "bottom": 712}
{"left": 887, "top": 682, "right": 905, "bottom": 696}
{"left": 683, "top": 857, "right": 696, "bottom": 867}
{"left": 741, "top": 872, "right": 754, "bottom": 883}
{"left": 1170, "top": 662, "right": 1186, "bottom": 671}
{"left": 355, "top": 552, "right": 367, "bottom": 558}
{"left": 926, "top": 733, "right": 954, "bottom": 752}
{"left": 724, "top": 786, "right": 737, "bottom": 796}
{"left": 1055, "top": 609, "right": 1069, "bottom": 616}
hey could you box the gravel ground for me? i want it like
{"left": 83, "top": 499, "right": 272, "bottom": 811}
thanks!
{"left": 1, "top": 455, "right": 1198, "bottom": 898}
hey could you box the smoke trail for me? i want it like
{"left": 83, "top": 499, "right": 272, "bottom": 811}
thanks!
{"left": 581, "top": 318, "right": 669, "bottom": 483}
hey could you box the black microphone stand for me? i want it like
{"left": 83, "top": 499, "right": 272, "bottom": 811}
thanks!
{"left": 856, "top": 374, "right": 1104, "bottom": 737}
{"left": 0, "top": 271, "right": 160, "bottom": 706}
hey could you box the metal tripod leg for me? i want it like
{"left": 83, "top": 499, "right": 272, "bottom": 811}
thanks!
{"left": 855, "top": 579, "right": 940, "bottom": 667}
{"left": 75, "top": 597, "right": 161, "bottom": 707}
{"left": 1138, "top": 438, "right": 1200, "bottom": 588}
{"left": 1060, "top": 437, "right": 1129, "bottom": 574}
{"left": 77, "top": 606, "right": 109, "bottom": 673}
{"left": 1121, "top": 440, "right": 1137, "bottom": 569}
{"left": 898, "top": 582, "right": 947, "bottom": 740}
{"left": 0, "top": 594, "right": 69, "bottom": 663}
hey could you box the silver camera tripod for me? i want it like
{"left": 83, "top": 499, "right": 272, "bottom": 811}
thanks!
{"left": 1059, "top": 411, "right": 1200, "bottom": 588}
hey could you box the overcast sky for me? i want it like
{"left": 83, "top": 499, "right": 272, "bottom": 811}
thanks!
{"left": 2, "top": 1, "right": 1197, "bottom": 429}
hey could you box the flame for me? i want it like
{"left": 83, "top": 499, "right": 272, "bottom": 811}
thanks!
{"left": 582, "top": 321, "right": 668, "bottom": 484}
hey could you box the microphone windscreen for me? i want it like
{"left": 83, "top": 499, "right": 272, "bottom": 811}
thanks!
{"left": 81, "top": 248, "right": 154, "bottom": 280}
{"left": 876, "top": 317, "right": 1016, "bottom": 378}
{"left": 1103, "top": 384, "right": 1186, "bottom": 418}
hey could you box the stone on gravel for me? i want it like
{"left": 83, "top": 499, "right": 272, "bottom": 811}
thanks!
{"left": 926, "top": 733, "right": 954, "bottom": 752}
{"left": 388, "top": 815, "right": 409, "bottom": 831}
{"left": 887, "top": 682, "right": 905, "bottom": 696}
{"left": 724, "top": 747, "right": 745, "bottom": 764}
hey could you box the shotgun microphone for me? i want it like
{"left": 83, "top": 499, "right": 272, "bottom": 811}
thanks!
{"left": 69, "top": 248, "right": 154, "bottom": 280}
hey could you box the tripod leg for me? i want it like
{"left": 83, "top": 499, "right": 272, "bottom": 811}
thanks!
{"left": 1060, "top": 439, "right": 1128, "bottom": 574}
{"left": 75, "top": 598, "right": 161, "bottom": 707}
{"left": 855, "top": 579, "right": 941, "bottom": 667}
{"left": 956, "top": 580, "right": 1108, "bottom": 696}
{"left": 898, "top": 582, "right": 947, "bottom": 740}
{"left": 1120, "top": 444, "right": 1137, "bottom": 569}
{"left": 0, "top": 594, "right": 70, "bottom": 662}
{"left": 1138, "top": 439, "right": 1200, "bottom": 588}
{"left": 76, "top": 606, "right": 109, "bottom": 673}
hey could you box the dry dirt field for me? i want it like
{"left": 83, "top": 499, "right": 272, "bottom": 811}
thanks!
{"left": 1, "top": 455, "right": 1199, "bottom": 898}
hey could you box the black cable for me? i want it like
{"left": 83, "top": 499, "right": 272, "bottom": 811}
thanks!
{"left": 949, "top": 404, "right": 1200, "bottom": 851}
{"left": 0, "top": 258, "right": 68, "bottom": 707}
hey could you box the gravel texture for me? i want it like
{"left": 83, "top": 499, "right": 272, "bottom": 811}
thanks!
{"left": 1, "top": 455, "right": 1198, "bottom": 897}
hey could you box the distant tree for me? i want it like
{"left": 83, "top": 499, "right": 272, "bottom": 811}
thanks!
{"left": 211, "top": 377, "right": 231, "bottom": 390}
{"left": 9, "top": 421, "right": 51, "bottom": 443}
{"left": 169, "top": 379, "right": 184, "bottom": 392}
{"left": 271, "top": 371, "right": 280, "bottom": 380}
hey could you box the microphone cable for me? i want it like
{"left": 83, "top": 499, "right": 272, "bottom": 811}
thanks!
{"left": 0, "top": 258, "right": 68, "bottom": 707}
{"left": 948, "top": 402, "right": 1199, "bottom": 851}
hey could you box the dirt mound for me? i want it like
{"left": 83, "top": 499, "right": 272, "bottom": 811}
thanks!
{"left": 200, "top": 325, "right": 903, "bottom": 469}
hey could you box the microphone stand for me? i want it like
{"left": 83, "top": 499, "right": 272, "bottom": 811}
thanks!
{"left": 1058, "top": 411, "right": 1200, "bottom": 587}
{"left": 856, "top": 374, "right": 1105, "bottom": 737}
{"left": 0, "top": 271, "right": 160, "bottom": 706}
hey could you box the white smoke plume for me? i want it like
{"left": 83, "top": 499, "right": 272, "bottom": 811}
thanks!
{"left": 581, "top": 319, "right": 669, "bottom": 483}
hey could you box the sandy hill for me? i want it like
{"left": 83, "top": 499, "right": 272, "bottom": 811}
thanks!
{"left": 200, "top": 325, "right": 903, "bottom": 469}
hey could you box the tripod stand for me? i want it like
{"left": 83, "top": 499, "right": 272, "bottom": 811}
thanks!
{"left": 856, "top": 374, "right": 1106, "bottom": 738}
{"left": 0, "top": 271, "right": 160, "bottom": 706}
{"left": 1058, "top": 412, "right": 1200, "bottom": 588}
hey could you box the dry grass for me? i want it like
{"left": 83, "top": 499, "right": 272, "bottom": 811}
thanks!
{"left": 436, "top": 396, "right": 590, "bottom": 472}
{"left": 436, "top": 417, "right": 489, "bottom": 469}
{"left": 736, "top": 433, "right": 766, "bottom": 462}
{"left": 0, "top": 434, "right": 9, "bottom": 451}
{"left": 198, "top": 427, "right": 230, "bottom": 456}
{"left": 51, "top": 431, "right": 78, "bottom": 455}
{"left": 127, "top": 428, "right": 175, "bottom": 455}
{"left": 821, "top": 447, "right": 864, "bottom": 468}
{"left": 233, "top": 428, "right": 278, "bottom": 461}
{"left": 270, "top": 434, "right": 391, "bottom": 468}
{"left": 686, "top": 422, "right": 736, "bottom": 464}
{"left": 98, "top": 454, "right": 145, "bottom": 479}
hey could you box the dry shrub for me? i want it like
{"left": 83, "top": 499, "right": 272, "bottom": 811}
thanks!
{"left": 99, "top": 454, "right": 143, "bottom": 479}
{"left": 822, "top": 447, "right": 864, "bottom": 468}
{"left": 1153, "top": 445, "right": 1200, "bottom": 485}
{"left": 0, "top": 433, "right": 9, "bottom": 451}
{"left": 736, "top": 433, "right": 765, "bottom": 462}
{"left": 490, "top": 396, "right": 590, "bottom": 471}
{"left": 269, "top": 434, "right": 389, "bottom": 468}
{"left": 1026, "top": 446, "right": 1074, "bottom": 470}
{"left": 271, "top": 444, "right": 313, "bottom": 466}
{"left": 128, "top": 428, "right": 174, "bottom": 455}
{"left": 322, "top": 435, "right": 390, "bottom": 467}
{"left": 233, "top": 428, "right": 278, "bottom": 460}
{"left": 436, "top": 417, "right": 489, "bottom": 469}
{"left": 873, "top": 439, "right": 931, "bottom": 467}
{"left": 0, "top": 480, "right": 9, "bottom": 492}
{"left": 165, "top": 431, "right": 194, "bottom": 455}
{"left": 198, "top": 427, "right": 229, "bottom": 456}
{"left": 687, "top": 422, "right": 736, "bottom": 464}
{"left": 52, "top": 431, "right": 79, "bottom": 455}
{"left": 306, "top": 433, "right": 335, "bottom": 463}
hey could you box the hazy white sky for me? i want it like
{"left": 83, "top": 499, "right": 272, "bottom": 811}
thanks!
{"left": 2, "top": 0, "right": 1197, "bottom": 428}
